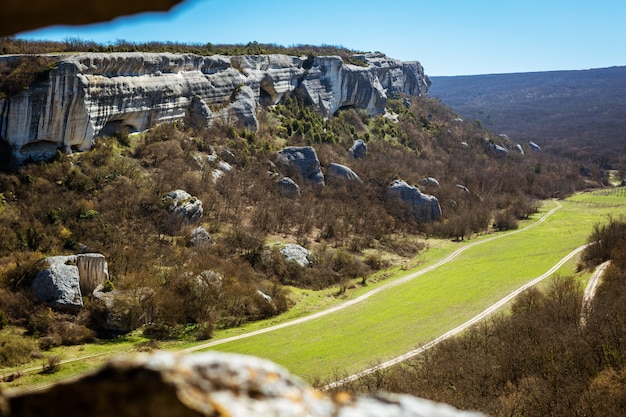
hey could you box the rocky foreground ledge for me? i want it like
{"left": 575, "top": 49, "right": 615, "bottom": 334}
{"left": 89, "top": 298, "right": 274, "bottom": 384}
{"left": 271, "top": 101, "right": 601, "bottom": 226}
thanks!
{"left": 0, "top": 351, "right": 484, "bottom": 417}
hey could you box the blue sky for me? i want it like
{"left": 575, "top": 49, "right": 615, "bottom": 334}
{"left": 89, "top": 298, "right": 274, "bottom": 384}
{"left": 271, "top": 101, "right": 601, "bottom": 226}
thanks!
{"left": 17, "top": 0, "right": 626, "bottom": 76}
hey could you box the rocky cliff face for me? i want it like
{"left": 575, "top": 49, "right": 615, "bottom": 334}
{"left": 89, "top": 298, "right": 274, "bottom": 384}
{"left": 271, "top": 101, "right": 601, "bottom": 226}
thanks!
{"left": 0, "top": 52, "right": 429, "bottom": 164}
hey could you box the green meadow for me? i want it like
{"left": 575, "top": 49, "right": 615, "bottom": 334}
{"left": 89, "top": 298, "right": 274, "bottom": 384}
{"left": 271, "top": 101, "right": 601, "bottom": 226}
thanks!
{"left": 204, "top": 190, "right": 626, "bottom": 381}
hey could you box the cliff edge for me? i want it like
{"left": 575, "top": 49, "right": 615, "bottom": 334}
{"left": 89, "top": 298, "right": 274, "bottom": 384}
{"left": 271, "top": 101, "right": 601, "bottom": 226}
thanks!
{"left": 0, "top": 52, "right": 429, "bottom": 164}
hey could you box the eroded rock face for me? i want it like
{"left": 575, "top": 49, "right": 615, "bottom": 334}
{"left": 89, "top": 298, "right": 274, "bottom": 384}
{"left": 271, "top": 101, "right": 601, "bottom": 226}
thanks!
{"left": 388, "top": 179, "right": 442, "bottom": 223}
{"left": 0, "top": 52, "right": 429, "bottom": 164}
{"left": 1, "top": 351, "right": 485, "bottom": 417}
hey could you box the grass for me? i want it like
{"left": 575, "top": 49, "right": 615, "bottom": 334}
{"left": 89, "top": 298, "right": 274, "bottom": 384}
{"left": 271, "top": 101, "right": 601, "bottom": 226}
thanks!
{"left": 2, "top": 189, "right": 625, "bottom": 388}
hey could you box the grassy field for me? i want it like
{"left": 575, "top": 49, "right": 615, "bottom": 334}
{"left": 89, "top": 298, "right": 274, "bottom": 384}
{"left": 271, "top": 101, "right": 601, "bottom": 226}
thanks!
{"left": 202, "top": 191, "right": 626, "bottom": 382}
{"left": 2, "top": 189, "right": 625, "bottom": 388}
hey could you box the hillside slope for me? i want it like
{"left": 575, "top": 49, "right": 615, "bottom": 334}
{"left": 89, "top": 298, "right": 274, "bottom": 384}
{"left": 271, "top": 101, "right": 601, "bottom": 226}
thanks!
{"left": 429, "top": 66, "right": 626, "bottom": 168}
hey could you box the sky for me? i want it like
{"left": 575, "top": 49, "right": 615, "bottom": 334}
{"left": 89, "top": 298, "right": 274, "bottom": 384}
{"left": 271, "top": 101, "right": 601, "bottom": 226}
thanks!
{"left": 16, "top": 0, "right": 626, "bottom": 76}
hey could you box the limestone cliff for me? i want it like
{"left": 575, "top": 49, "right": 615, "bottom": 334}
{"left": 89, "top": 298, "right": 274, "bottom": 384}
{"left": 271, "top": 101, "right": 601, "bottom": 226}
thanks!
{"left": 0, "top": 52, "right": 429, "bottom": 164}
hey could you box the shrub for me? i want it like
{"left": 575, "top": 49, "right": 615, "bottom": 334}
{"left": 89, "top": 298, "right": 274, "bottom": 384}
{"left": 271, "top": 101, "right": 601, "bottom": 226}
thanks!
{"left": 0, "top": 337, "right": 35, "bottom": 367}
{"left": 0, "top": 309, "right": 7, "bottom": 329}
{"left": 41, "top": 354, "right": 62, "bottom": 374}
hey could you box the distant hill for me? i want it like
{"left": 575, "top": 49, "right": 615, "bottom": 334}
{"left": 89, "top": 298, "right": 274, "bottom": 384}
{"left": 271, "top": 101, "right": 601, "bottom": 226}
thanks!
{"left": 429, "top": 66, "right": 626, "bottom": 168}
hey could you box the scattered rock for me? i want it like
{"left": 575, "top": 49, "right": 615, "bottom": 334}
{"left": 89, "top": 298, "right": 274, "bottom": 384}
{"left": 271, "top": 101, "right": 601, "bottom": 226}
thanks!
{"left": 456, "top": 184, "right": 471, "bottom": 195}
{"left": 460, "top": 141, "right": 469, "bottom": 148}
{"left": 189, "top": 226, "right": 212, "bottom": 247}
{"left": 164, "top": 190, "right": 203, "bottom": 224}
{"left": 388, "top": 179, "right": 442, "bottom": 223}
{"left": 529, "top": 141, "right": 541, "bottom": 152}
{"left": 493, "top": 144, "right": 508, "bottom": 156}
{"left": 326, "top": 163, "right": 363, "bottom": 185}
{"left": 220, "top": 149, "right": 238, "bottom": 165}
{"left": 277, "top": 177, "right": 301, "bottom": 198}
{"left": 277, "top": 146, "right": 325, "bottom": 186}
{"left": 280, "top": 243, "right": 314, "bottom": 267}
{"left": 32, "top": 256, "right": 83, "bottom": 311}
{"left": 1, "top": 351, "right": 485, "bottom": 417}
{"left": 418, "top": 177, "right": 441, "bottom": 189}
{"left": 349, "top": 139, "right": 368, "bottom": 159}
{"left": 32, "top": 253, "right": 110, "bottom": 311}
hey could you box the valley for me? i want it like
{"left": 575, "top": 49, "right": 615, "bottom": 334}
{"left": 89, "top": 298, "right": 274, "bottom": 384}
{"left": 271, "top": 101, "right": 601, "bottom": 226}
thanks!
{"left": 3, "top": 189, "right": 624, "bottom": 390}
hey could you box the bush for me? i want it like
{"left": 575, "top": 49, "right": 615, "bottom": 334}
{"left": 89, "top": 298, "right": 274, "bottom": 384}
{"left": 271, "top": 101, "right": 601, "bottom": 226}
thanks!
{"left": 0, "top": 337, "right": 35, "bottom": 367}
{"left": 41, "top": 354, "right": 62, "bottom": 374}
{"left": 0, "top": 309, "right": 7, "bottom": 329}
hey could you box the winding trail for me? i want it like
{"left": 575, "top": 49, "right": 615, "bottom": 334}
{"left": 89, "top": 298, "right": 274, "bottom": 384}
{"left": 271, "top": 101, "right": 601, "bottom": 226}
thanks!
{"left": 580, "top": 260, "right": 610, "bottom": 326}
{"left": 183, "top": 200, "right": 563, "bottom": 353}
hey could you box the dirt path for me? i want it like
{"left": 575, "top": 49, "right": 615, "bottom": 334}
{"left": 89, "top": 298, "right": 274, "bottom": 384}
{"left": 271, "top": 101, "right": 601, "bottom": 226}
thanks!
{"left": 580, "top": 260, "right": 610, "bottom": 326}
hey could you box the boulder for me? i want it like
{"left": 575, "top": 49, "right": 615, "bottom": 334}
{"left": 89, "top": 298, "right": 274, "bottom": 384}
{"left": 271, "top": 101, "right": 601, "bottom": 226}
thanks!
{"left": 277, "top": 177, "right": 301, "bottom": 198}
{"left": 456, "top": 184, "right": 471, "bottom": 196}
{"left": 31, "top": 253, "right": 110, "bottom": 311}
{"left": 280, "top": 243, "right": 314, "bottom": 267}
{"left": 1, "top": 351, "right": 485, "bottom": 417}
{"left": 220, "top": 149, "right": 238, "bottom": 165}
{"left": 418, "top": 177, "right": 441, "bottom": 188}
{"left": 349, "top": 139, "right": 368, "bottom": 159}
{"left": 277, "top": 146, "right": 325, "bottom": 186}
{"left": 32, "top": 256, "right": 83, "bottom": 311}
{"left": 189, "top": 226, "right": 212, "bottom": 247}
{"left": 388, "top": 179, "right": 442, "bottom": 223}
{"left": 529, "top": 141, "right": 541, "bottom": 152}
{"left": 514, "top": 143, "right": 524, "bottom": 155}
{"left": 326, "top": 163, "right": 363, "bottom": 185}
{"left": 164, "top": 190, "right": 203, "bottom": 224}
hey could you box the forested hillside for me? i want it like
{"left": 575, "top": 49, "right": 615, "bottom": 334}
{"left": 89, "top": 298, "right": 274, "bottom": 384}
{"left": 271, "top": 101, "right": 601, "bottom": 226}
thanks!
{"left": 430, "top": 67, "right": 626, "bottom": 170}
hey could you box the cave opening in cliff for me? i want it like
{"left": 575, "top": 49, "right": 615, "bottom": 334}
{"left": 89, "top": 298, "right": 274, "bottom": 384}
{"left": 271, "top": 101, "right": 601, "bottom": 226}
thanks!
{"left": 259, "top": 85, "right": 273, "bottom": 105}
{"left": 98, "top": 119, "right": 140, "bottom": 138}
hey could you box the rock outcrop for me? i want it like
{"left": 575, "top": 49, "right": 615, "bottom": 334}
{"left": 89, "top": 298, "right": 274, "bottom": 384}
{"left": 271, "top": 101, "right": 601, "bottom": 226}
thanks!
{"left": 277, "top": 146, "right": 325, "bottom": 186}
{"left": 0, "top": 52, "right": 429, "bottom": 164}
{"left": 32, "top": 253, "right": 109, "bottom": 311}
{"left": 0, "top": 351, "right": 484, "bottom": 417}
{"left": 388, "top": 179, "right": 442, "bottom": 223}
